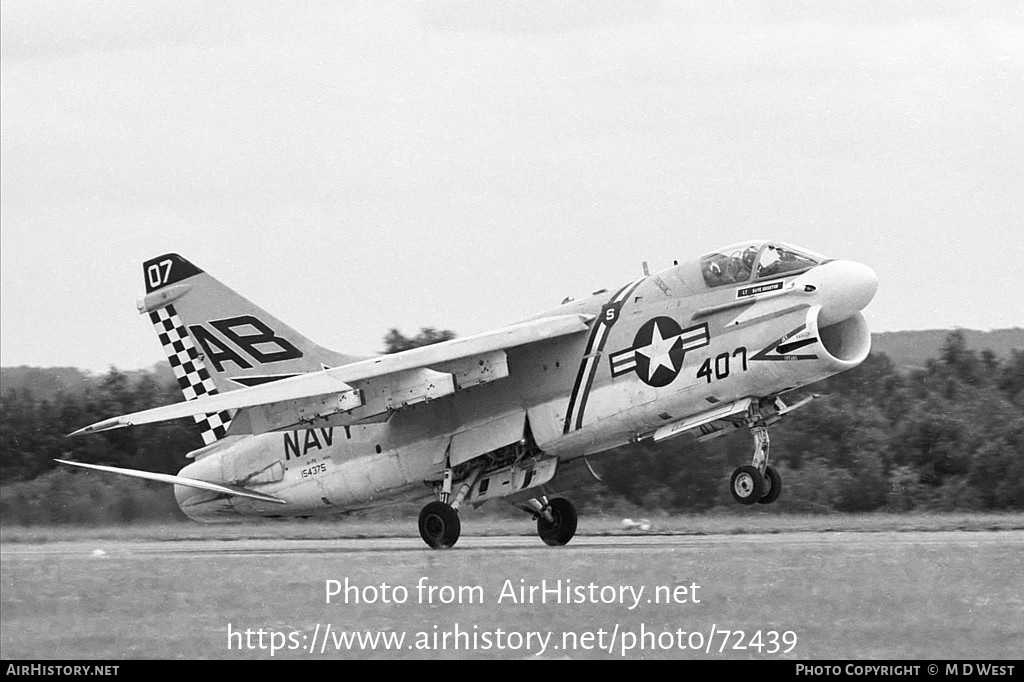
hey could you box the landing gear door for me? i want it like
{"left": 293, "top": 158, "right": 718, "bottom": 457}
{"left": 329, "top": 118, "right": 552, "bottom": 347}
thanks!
{"left": 448, "top": 410, "right": 527, "bottom": 467}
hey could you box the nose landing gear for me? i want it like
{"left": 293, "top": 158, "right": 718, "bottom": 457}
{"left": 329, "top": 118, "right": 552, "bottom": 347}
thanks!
{"left": 759, "top": 464, "right": 783, "bottom": 505}
{"left": 730, "top": 410, "right": 784, "bottom": 505}
{"left": 730, "top": 465, "right": 764, "bottom": 504}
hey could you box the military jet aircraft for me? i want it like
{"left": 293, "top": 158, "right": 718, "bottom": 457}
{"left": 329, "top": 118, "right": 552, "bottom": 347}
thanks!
{"left": 64, "top": 241, "right": 877, "bottom": 548}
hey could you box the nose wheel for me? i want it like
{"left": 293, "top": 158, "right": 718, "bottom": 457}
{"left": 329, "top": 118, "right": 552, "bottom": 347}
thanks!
{"left": 730, "top": 465, "right": 764, "bottom": 504}
{"left": 759, "top": 465, "right": 783, "bottom": 505}
{"left": 730, "top": 416, "right": 783, "bottom": 505}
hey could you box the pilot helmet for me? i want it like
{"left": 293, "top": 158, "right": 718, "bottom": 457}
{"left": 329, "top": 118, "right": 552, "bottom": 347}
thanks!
{"left": 742, "top": 246, "right": 758, "bottom": 267}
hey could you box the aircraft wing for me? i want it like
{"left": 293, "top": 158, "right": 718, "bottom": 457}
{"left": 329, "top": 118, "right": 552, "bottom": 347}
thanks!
{"left": 71, "top": 314, "right": 594, "bottom": 436}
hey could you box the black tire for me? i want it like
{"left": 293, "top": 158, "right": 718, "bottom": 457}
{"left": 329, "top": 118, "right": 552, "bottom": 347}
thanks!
{"left": 758, "top": 465, "right": 783, "bottom": 505}
{"left": 730, "top": 466, "right": 764, "bottom": 505}
{"left": 418, "top": 501, "right": 461, "bottom": 549}
{"left": 537, "top": 498, "right": 578, "bottom": 546}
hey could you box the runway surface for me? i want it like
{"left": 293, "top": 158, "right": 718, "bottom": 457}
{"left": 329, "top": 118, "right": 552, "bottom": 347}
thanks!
{"left": 3, "top": 531, "right": 1022, "bottom": 659}
{"left": 3, "top": 529, "right": 1023, "bottom": 557}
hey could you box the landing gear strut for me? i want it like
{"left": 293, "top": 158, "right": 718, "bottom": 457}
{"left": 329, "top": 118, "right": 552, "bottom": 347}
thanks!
{"left": 730, "top": 406, "right": 784, "bottom": 505}
{"left": 418, "top": 465, "right": 483, "bottom": 549}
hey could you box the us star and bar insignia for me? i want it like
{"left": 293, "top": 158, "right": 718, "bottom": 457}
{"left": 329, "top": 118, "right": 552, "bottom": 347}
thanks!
{"left": 609, "top": 318, "right": 711, "bottom": 387}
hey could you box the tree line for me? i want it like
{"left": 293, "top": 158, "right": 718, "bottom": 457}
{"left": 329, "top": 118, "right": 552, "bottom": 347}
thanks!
{"left": 1, "top": 329, "right": 1021, "bottom": 524}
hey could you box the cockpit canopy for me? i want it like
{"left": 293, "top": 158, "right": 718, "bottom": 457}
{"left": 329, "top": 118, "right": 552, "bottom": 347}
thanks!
{"left": 700, "top": 241, "right": 827, "bottom": 288}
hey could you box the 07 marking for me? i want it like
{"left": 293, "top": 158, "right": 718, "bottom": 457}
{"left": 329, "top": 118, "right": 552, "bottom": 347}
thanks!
{"left": 146, "top": 259, "right": 173, "bottom": 289}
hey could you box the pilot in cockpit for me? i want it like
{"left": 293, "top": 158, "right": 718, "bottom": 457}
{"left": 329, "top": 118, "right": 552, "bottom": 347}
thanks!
{"left": 702, "top": 241, "right": 825, "bottom": 288}
{"left": 739, "top": 246, "right": 759, "bottom": 278}
{"left": 705, "top": 258, "right": 726, "bottom": 286}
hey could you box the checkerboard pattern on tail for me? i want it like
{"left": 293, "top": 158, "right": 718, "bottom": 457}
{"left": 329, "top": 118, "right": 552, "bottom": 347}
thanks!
{"left": 149, "top": 304, "right": 233, "bottom": 444}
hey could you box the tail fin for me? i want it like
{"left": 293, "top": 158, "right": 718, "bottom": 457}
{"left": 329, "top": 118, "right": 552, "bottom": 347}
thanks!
{"left": 138, "top": 253, "right": 360, "bottom": 444}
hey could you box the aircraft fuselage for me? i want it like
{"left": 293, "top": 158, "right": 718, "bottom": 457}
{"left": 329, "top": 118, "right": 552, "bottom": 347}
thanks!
{"left": 174, "top": 248, "right": 877, "bottom": 523}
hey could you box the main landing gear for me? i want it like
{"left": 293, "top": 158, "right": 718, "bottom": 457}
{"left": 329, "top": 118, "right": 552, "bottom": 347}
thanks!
{"left": 730, "top": 416, "right": 783, "bottom": 506}
{"left": 418, "top": 501, "right": 460, "bottom": 549}
{"left": 523, "top": 496, "right": 578, "bottom": 547}
{"left": 418, "top": 465, "right": 481, "bottom": 549}
{"left": 417, "top": 464, "right": 580, "bottom": 549}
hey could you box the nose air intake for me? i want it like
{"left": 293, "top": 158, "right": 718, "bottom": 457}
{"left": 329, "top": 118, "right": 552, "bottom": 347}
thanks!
{"left": 818, "top": 311, "right": 871, "bottom": 366}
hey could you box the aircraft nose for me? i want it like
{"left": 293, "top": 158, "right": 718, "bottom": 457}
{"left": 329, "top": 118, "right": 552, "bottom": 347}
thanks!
{"left": 800, "top": 260, "right": 878, "bottom": 327}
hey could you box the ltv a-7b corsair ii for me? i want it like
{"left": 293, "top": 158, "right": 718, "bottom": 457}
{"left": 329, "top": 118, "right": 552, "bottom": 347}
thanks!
{"left": 65, "top": 241, "right": 877, "bottom": 548}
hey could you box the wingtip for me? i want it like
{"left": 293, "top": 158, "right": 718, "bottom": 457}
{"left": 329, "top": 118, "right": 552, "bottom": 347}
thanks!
{"left": 53, "top": 458, "right": 93, "bottom": 472}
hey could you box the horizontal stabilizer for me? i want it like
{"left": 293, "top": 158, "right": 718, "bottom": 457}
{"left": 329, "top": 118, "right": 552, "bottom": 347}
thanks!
{"left": 54, "top": 459, "right": 286, "bottom": 504}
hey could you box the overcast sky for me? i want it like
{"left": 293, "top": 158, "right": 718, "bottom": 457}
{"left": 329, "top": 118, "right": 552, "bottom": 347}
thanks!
{"left": 2, "top": 1, "right": 1022, "bottom": 372}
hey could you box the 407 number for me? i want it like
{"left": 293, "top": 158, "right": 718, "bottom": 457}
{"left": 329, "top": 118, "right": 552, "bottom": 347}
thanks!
{"left": 697, "top": 347, "right": 747, "bottom": 383}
